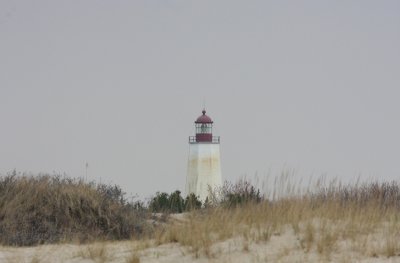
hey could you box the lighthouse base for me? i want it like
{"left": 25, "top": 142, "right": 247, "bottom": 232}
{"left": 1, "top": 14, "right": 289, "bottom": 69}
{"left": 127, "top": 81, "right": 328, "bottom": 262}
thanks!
{"left": 186, "top": 143, "right": 222, "bottom": 202}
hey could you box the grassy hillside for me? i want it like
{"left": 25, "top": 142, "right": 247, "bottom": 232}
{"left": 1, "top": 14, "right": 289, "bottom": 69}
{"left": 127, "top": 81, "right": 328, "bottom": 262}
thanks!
{"left": 0, "top": 173, "right": 147, "bottom": 246}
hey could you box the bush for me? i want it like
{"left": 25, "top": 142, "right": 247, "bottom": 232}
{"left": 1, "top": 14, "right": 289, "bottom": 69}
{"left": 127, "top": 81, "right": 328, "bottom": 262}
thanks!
{"left": 0, "top": 173, "right": 148, "bottom": 246}
{"left": 149, "top": 191, "right": 185, "bottom": 213}
{"left": 169, "top": 190, "right": 185, "bottom": 213}
{"left": 149, "top": 191, "right": 202, "bottom": 213}
{"left": 184, "top": 193, "right": 202, "bottom": 211}
{"left": 149, "top": 192, "right": 170, "bottom": 212}
{"left": 219, "top": 179, "right": 263, "bottom": 207}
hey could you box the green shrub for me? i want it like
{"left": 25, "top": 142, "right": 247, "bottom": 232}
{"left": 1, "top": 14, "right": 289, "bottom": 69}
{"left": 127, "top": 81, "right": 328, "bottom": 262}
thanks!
{"left": 169, "top": 190, "right": 185, "bottom": 213}
{"left": 149, "top": 191, "right": 201, "bottom": 213}
{"left": 149, "top": 192, "right": 170, "bottom": 212}
{"left": 184, "top": 193, "right": 202, "bottom": 211}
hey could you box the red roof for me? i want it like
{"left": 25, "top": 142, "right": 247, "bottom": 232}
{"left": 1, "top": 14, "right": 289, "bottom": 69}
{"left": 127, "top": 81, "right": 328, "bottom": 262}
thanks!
{"left": 195, "top": 110, "right": 213, "bottom": 123}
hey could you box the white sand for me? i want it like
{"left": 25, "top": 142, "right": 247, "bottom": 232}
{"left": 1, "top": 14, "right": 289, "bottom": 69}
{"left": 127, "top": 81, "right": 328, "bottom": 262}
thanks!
{"left": 0, "top": 228, "right": 398, "bottom": 263}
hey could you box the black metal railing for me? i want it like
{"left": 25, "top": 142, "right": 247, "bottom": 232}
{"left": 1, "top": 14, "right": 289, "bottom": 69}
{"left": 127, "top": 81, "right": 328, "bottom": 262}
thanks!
{"left": 189, "top": 136, "right": 220, "bottom": 144}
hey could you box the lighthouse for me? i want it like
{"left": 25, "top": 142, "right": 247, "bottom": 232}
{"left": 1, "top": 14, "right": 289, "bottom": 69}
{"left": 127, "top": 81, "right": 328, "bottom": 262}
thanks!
{"left": 186, "top": 109, "right": 222, "bottom": 201}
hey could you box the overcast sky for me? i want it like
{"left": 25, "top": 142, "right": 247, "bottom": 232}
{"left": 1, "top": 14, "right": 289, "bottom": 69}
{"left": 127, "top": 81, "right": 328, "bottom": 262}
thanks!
{"left": 1, "top": 1, "right": 399, "bottom": 199}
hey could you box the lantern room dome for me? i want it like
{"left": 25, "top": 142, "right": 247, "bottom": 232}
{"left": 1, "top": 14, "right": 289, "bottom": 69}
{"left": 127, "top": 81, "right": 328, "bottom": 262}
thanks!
{"left": 195, "top": 110, "right": 213, "bottom": 124}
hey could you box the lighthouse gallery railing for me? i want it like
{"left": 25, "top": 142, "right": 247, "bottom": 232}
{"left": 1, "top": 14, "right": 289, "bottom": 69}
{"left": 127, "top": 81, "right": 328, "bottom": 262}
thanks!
{"left": 189, "top": 136, "right": 220, "bottom": 144}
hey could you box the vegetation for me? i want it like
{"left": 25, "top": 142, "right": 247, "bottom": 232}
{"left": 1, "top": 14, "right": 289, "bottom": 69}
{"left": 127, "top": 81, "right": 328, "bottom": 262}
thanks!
{"left": 2, "top": 171, "right": 400, "bottom": 262}
{"left": 149, "top": 190, "right": 202, "bottom": 213}
{"left": 153, "top": 178, "right": 400, "bottom": 260}
{"left": 0, "top": 172, "right": 147, "bottom": 246}
{"left": 219, "top": 179, "right": 263, "bottom": 207}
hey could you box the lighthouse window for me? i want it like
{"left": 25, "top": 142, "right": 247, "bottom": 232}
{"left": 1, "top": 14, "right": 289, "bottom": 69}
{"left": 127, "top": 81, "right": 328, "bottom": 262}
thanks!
{"left": 195, "top": 123, "right": 211, "bottom": 134}
{"left": 196, "top": 123, "right": 212, "bottom": 134}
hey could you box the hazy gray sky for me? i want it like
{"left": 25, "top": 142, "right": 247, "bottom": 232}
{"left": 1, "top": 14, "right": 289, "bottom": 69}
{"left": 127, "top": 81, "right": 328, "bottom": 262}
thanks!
{"left": 1, "top": 1, "right": 399, "bottom": 198}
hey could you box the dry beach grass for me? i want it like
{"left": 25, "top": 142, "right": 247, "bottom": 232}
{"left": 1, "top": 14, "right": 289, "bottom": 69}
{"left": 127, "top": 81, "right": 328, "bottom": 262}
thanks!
{"left": 0, "top": 172, "right": 147, "bottom": 246}
{"left": 152, "top": 180, "right": 400, "bottom": 261}
{"left": 1, "top": 174, "right": 400, "bottom": 262}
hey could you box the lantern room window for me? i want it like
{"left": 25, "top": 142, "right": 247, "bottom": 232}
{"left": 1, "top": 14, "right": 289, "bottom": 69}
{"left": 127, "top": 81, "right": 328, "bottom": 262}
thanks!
{"left": 196, "top": 123, "right": 212, "bottom": 134}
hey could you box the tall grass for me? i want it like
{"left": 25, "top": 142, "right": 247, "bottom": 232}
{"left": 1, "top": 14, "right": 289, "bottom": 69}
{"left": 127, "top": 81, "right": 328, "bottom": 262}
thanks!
{"left": 2, "top": 171, "right": 400, "bottom": 261}
{"left": 0, "top": 172, "right": 148, "bottom": 246}
{"left": 153, "top": 177, "right": 400, "bottom": 259}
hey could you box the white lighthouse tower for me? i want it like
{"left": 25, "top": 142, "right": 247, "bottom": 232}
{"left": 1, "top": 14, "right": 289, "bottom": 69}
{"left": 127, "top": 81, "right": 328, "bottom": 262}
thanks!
{"left": 186, "top": 109, "right": 222, "bottom": 201}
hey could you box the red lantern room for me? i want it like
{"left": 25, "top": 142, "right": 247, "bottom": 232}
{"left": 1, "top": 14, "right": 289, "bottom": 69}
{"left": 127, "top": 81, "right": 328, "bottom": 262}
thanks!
{"left": 189, "top": 109, "right": 220, "bottom": 143}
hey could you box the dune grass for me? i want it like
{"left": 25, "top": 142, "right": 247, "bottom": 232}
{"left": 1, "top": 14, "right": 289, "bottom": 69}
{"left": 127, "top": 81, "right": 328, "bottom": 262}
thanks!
{"left": 1, "top": 172, "right": 400, "bottom": 262}
{"left": 0, "top": 172, "right": 148, "bottom": 246}
{"left": 152, "top": 177, "right": 400, "bottom": 260}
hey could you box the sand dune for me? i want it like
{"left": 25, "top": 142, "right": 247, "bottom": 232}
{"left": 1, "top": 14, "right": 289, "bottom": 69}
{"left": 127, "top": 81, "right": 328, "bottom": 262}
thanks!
{"left": 1, "top": 225, "right": 398, "bottom": 263}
